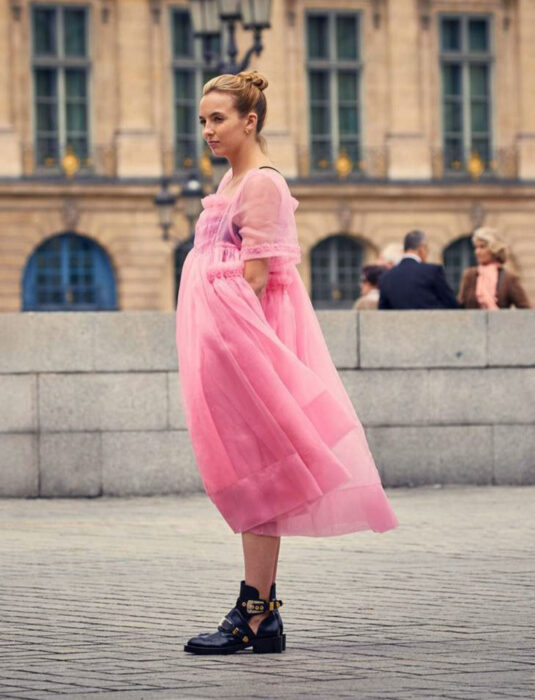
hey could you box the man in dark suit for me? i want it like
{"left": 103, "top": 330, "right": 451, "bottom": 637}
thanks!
{"left": 379, "top": 230, "right": 458, "bottom": 309}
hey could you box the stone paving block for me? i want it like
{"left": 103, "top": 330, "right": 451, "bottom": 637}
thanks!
{"left": 0, "top": 375, "right": 37, "bottom": 432}
{"left": 0, "top": 433, "right": 38, "bottom": 496}
{"left": 39, "top": 373, "right": 167, "bottom": 431}
{"left": 39, "top": 432, "right": 102, "bottom": 497}
{"left": 102, "top": 429, "right": 201, "bottom": 496}
{"left": 316, "top": 310, "right": 358, "bottom": 368}
{"left": 359, "top": 310, "right": 487, "bottom": 368}
{"left": 94, "top": 312, "right": 177, "bottom": 372}
{"left": 493, "top": 425, "right": 535, "bottom": 485}
{"left": 488, "top": 310, "right": 535, "bottom": 367}
{"left": 1, "top": 486, "right": 534, "bottom": 697}
{"left": 366, "top": 425, "right": 494, "bottom": 486}
{"left": 0, "top": 312, "right": 94, "bottom": 373}
{"left": 167, "top": 372, "right": 187, "bottom": 430}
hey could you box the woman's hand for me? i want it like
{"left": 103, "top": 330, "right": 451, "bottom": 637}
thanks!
{"left": 243, "top": 258, "right": 269, "bottom": 298}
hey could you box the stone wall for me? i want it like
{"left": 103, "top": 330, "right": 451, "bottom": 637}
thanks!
{"left": 1, "top": 310, "right": 534, "bottom": 497}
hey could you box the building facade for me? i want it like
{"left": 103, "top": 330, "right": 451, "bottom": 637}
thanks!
{"left": 1, "top": 0, "right": 534, "bottom": 312}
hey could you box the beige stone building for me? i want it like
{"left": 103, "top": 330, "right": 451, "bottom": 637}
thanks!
{"left": 0, "top": 0, "right": 534, "bottom": 312}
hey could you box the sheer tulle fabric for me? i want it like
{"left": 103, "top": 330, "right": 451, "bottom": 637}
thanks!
{"left": 176, "top": 168, "right": 399, "bottom": 536}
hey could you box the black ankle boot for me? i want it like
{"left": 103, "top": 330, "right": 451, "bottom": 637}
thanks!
{"left": 184, "top": 581, "right": 285, "bottom": 655}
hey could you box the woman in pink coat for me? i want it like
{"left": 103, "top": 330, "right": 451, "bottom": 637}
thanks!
{"left": 176, "top": 71, "right": 398, "bottom": 655}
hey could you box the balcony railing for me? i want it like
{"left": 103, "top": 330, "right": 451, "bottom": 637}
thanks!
{"left": 431, "top": 146, "right": 519, "bottom": 181}
{"left": 21, "top": 143, "right": 117, "bottom": 178}
{"left": 297, "top": 146, "right": 389, "bottom": 181}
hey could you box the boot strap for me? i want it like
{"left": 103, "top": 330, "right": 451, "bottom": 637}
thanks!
{"left": 218, "top": 616, "right": 251, "bottom": 644}
{"left": 239, "top": 598, "right": 283, "bottom": 614}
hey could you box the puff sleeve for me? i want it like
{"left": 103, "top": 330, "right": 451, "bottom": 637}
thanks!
{"left": 231, "top": 171, "right": 301, "bottom": 268}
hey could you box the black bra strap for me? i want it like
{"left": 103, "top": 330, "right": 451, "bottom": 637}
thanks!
{"left": 259, "top": 166, "right": 282, "bottom": 174}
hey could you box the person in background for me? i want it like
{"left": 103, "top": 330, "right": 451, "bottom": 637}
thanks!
{"left": 354, "top": 265, "right": 385, "bottom": 310}
{"left": 376, "top": 242, "right": 403, "bottom": 269}
{"left": 379, "top": 230, "right": 458, "bottom": 310}
{"left": 458, "top": 227, "right": 531, "bottom": 309}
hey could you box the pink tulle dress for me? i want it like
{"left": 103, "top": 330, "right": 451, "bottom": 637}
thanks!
{"left": 176, "top": 167, "right": 399, "bottom": 537}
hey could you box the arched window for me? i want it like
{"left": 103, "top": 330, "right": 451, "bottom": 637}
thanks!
{"left": 22, "top": 232, "right": 117, "bottom": 311}
{"left": 443, "top": 235, "right": 477, "bottom": 293}
{"left": 311, "top": 234, "right": 364, "bottom": 309}
{"left": 174, "top": 237, "right": 194, "bottom": 303}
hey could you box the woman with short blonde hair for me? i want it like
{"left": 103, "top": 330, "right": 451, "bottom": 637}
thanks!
{"left": 175, "top": 70, "right": 398, "bottom": 655}
{"left": 458, "top": 227, "right": 530, "bottom": 309}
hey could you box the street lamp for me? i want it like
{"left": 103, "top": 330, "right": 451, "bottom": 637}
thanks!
{"left": 154, "top": 178, "right": 177, "bottom": 241}
{"left": 154, "top": 174, "right": 203, "bottom": 242}
{"left": 181, "top": 172, "right": 204, "bottom": 238}
{"left": 189, "top": 0, "right": 272, "bottom": 74}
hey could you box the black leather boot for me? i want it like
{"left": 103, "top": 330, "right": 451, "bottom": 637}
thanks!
{"left": 184, "top": 581, "right": 285, "bottom": 655}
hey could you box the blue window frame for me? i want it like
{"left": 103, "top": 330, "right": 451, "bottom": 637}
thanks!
{"left": 31, "top": 5, "right": 91, "bottom": 171}
{"left": 311, "top": 234, "right": 363, "bottom": 309}
{"left": 440, "top": 15, "right": 493, "bottom": 175}
{"left": 443, "top": 235, "right": 477, "bottom": 293}
{"left": 22, "top": 233, "right": 117, "bottom": 311}
{"left": 306, "top": 11, "right": 362, "bottom": 175}
{"left": 171, "top": 8, "right": 222, "bottom": 172}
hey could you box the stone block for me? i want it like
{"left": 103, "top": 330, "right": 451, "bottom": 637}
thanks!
{"left": 39, "top": 432, "right": 102, "bottom": 496}
{"left": 93, "top": 312, "right": 177, "bottom": 371}
{"left": 341, "top": 369, "right": 429, "bottom": 426}
{"left": 0, "top": 434, "right": 38, "bottom": 496}
{"left": 0, "top": 130, "right": 22, "bottom": 177}
{"left": 427, "top": 369, "right": 535, "bottom": 425}
{"left": 316, "top": 310, "right": 358, "bottom": 368}
{"left": 359, "top": 311, "right": 487, "bottom": 368}
{"left": 488, "top": 311, "right": 535, "bottom": 367}
{"left": 39, "top": 373, "right": 167, "bottom": 431}
{"left": 0, "top": 312, "right": 93, "bottom": 373}
{"left": 0, "top": 375, "right": 37, "bottom": 432}
{"left": 116, "top": 131, "right": 161, "bottom": 178}
{"left": 493, "top": 425, "right": 535, "bottom": 485}
{"left": 168, "top": 372, "right": 187, "bottom": 429}
{"left": 366, "top": 426, "right": 494, "bottom": 487}
{"left": 102, "top": 430, "right": 201, "bottom": 496}
{"left": 343, "top": 368, "right": 535, "bottom": 427}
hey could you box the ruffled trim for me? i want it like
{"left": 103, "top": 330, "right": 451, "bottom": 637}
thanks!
{"left": 265, "top": 272, "right": 295, "bottom": 291}
{"left": 206, "top": 262, "right": 244, "bottom": 283}
{"left": 201, "top": 193, "right": 228, "bottom": 210}
{"left": 240, "top": 243, "right": 301, "bottom": 261}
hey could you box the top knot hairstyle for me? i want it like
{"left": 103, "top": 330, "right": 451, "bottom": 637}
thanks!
{"left": 202, "top": 70, "right": 269, "bottom": 152}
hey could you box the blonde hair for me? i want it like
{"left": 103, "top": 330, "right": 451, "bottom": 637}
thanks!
{"left": 472, "top": 226, "right": 508, "bottom": 264}
{"left": 202, "top": 70, "right": 269, "bottom": 153}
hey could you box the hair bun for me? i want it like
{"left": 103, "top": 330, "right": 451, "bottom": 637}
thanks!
{"left": 238, "top": 70, "right": 268, "bottom": 91}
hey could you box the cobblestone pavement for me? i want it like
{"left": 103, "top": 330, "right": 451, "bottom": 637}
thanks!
{"left": 0, "top": 486, "right": 534, "bottom": 700}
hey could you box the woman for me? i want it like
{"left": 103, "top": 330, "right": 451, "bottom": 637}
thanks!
{"left": 353, "top": 265, "right": 385, "bottom": 310}
{"left": 458, "top": 227, "right": 530, "bottom": 309}
{"left": 175, "top": 71, "right": 399, "bottom": 656}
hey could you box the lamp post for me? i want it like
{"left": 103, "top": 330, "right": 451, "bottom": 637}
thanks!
{"left": 189, "top": 0, "right": 272, "bottom": 74}
{"left": 154, "top": 174, "right": 203, "bottom": 242}
{"left": 181, "top": 173, "right": 204, "bottom": 239}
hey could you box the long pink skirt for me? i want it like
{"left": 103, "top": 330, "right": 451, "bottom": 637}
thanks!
{"left": 176, "top": 247, "right": 399, "bottom": 537}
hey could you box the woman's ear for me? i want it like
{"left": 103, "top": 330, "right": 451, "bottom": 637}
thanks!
{"left": 246, "top": 112, "right": 258, "bottom": 130}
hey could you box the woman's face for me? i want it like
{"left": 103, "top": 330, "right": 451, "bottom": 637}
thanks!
{"left": 199, "top": 91, "right": 255, "bottom": 159}
{"left": 474, "top": 238, "right": 495, "bottom": 265}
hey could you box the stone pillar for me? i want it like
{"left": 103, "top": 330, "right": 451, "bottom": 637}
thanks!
{"left": 0, "top": 2, "right": 22, "bottom": 176}
{"left": 517, "top": 0, "right": 535, "bottom": 179}
{"left": 114, "top": 0, "right": 160, "bottom": 178}
{"left": 385, "top": 0, "right": 430, "bottom": 180}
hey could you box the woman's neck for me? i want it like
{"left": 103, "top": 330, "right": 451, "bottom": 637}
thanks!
{"left": 227, "top": 143, "right": 272, "bottom": 179}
